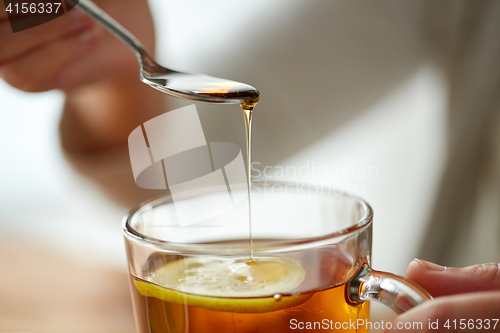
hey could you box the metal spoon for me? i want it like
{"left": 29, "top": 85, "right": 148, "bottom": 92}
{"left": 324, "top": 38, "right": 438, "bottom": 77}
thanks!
{"left": 71, "top": 0, "right": 260, "bottom": 106}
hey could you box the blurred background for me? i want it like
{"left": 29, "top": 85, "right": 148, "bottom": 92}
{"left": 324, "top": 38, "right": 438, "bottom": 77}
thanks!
{"left": 1, "top": 0, "right": 499, "bottom": 332}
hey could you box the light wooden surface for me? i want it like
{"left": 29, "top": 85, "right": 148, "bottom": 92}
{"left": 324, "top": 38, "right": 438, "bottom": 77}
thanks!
{"left": 0, "top": 240, "right": 136, "bottom": 333}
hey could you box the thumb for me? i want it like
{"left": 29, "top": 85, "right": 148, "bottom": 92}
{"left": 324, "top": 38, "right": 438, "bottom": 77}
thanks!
{"left": 406, "top": 260, "right": 500, "bottom": 297}
{"left": 385, "top": 291, "right": 500, "bottom": 333}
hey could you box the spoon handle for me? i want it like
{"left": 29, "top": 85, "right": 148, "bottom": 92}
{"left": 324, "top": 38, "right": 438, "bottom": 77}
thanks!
{"left": 68, "top": 0, "right": 151, "bottom": 65}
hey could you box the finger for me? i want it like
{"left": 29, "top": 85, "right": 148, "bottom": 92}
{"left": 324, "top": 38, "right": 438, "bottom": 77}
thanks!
{"left": 385, "top": 291, "right": 500, "bottom": 333}
{"left": 0, "top": 0, "right": 8, "bottom": 20}
{"left": 0, "top": 24, "right": 101, "bottom": 92}
{"left": 0, "top": 10, "right": 94, "bottom": 64}
{"left": 406, "top": 260, "right": 500, "bottom": 297}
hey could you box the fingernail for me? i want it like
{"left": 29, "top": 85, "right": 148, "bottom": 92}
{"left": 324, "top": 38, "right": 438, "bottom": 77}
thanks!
{"left": 79, "top": 28, "right": 96, "bottom": 45}
{"left": 415, "top": 259, "right": 447, "bottom": 272}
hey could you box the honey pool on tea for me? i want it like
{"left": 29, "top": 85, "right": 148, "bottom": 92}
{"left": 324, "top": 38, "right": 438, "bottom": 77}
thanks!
{"left": 129, "top": 240, "right": 369, "bottom": 333}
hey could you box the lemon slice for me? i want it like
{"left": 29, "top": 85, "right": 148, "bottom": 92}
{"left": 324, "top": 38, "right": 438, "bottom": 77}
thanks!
{"left": 135, "top": 257, "right": 311, "bottom": 313}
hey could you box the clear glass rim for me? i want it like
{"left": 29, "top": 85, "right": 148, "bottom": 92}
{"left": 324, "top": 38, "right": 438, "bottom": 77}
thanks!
{"left": 122, "top": 180, "right": 373, "bottom": 254}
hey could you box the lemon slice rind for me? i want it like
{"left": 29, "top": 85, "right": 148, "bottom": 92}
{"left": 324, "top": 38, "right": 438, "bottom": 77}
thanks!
{"left": 135, "top": 257, "right": 312, "bottom": 313}
{"left": 135, "top": 279, "right": 312, "bottom": 313}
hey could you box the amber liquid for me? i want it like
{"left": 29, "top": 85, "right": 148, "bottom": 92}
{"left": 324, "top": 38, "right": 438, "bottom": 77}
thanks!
{"left": 241, "top": 102, "right": 255, "bottom": 257}
{"left": 131, "top": 281, "right": 368, "bottom": 333}
{"left": 129, "top": 242, "right": 369, "bottom": 333}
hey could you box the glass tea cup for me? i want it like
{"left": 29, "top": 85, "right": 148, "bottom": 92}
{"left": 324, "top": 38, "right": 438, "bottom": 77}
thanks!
{"left": 123, "top": 180, "right": 431, "bottom": 333}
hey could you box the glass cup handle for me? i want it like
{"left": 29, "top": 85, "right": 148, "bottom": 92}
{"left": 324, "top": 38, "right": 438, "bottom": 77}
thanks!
{"left": 348, "top": 264, "right": 433, "bottom": 314}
